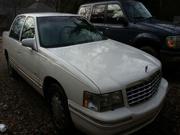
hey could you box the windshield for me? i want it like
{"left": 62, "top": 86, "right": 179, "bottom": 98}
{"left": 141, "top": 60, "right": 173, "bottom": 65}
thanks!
{"left": 37, "top": 16, "right": 106, "bottom": 48}
{"left": 123, "top": 1, "right": 152, "bottom": 21}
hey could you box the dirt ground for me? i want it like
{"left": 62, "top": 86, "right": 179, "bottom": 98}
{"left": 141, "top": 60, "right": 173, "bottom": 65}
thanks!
{"left": 0, "top": 41, "right": 180, "bottom": 135}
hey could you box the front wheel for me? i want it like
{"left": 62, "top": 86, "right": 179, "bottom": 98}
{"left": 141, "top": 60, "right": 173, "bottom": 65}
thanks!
{"left": 140, "top": 46, "right": 160, "bottom": 59}
{"left": 47, "top": 83, "right": 72, "bottom": 134}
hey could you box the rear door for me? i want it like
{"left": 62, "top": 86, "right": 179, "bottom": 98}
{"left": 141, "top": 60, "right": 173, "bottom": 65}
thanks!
{"left": 8, "top": 16, "right": 25, "bottom": 67}
{"left": 90, "top": 3, "right": 107, "bottom": 33}
{"left": 78, "top": 5, "right": 92, "bottom": 20}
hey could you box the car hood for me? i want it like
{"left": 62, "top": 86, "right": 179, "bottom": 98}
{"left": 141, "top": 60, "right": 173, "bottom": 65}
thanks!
{"left": 47, "top": 39, "right": 161, "bottom": 93}
{"left": 139, "top": 19, "right": 180, "bottom": 35}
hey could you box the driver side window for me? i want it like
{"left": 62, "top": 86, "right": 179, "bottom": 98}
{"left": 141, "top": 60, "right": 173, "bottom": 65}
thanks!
{"left": 106, "top": 4, "right": 124, "bottom": 24}
{"left": 91, "top": 4, "right": 106, "bottom": 23}
{"left": 21, "top": 17, "right": 35, "bottom": 41}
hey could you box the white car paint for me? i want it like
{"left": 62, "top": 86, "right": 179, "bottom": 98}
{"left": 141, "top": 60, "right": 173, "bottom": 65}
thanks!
{"left": 3, "top": 13, "right": 168, "bottom": 135}
{"left": 48, "top": 39, "right": 161, "bottom": 93}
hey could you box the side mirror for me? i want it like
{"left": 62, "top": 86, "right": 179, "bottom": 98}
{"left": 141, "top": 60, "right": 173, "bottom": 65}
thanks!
{"left": 22, "top": 38, "right": 36, "bottom": 50}
{"left": 118, "top": 17, "right": 129, "bottom": 26}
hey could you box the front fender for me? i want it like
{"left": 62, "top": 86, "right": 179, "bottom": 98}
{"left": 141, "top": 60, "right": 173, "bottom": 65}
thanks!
{"left": 38, "top": 48, "right": 100, "bottom": 106}
{"left": 133, "top": 33, "right": 161, "bottom": 46}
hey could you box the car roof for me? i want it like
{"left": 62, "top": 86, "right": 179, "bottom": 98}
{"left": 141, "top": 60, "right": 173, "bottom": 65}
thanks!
{"left": 80, "top": 0, "right": 136, "bottom": 7}
{"left": 18, "top": 12, "right": 79, "bottom": 18}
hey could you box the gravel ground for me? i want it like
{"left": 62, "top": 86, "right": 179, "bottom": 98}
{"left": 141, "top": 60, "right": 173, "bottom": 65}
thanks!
{"left": 0, "top": 41, "right": 180, "bottom": 135}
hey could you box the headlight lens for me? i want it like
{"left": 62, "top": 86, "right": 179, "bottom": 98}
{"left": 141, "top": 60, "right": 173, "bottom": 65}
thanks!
{"left": 166, "top": 36, "right": 177, "bottom": 48}
{"left": 83, "top": 91, "right": 124, "bottom": 112}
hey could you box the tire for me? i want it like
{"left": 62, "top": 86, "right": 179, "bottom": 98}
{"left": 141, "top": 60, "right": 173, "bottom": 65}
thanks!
{"left": 140, "top": 46, "right": 159, "bottom": 59}
{"left": 47, "top": 83, "right": 72, "bottom": 134}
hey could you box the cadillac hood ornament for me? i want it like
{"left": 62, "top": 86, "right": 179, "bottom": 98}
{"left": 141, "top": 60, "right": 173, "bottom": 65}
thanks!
{"left": 145, "top": 65, "right": 148, "bottom": 73}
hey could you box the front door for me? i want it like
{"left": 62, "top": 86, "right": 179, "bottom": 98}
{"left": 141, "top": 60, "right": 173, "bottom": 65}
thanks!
{"left": 90, "top": 4, "right": 107, "bottom": 33}
{"left": 103, "top": 3, "right": 132, "bottom": 44}
{"left": 104, "top": 3, "right": 141, "bottom": 45}
{"left": 18, "top": 17, "right": 41, "bottom": 89}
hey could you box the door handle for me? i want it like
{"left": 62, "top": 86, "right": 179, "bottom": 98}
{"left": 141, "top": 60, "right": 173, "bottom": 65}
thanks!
{"left": 105, "top": 27, "right": 109, "bottom": 30}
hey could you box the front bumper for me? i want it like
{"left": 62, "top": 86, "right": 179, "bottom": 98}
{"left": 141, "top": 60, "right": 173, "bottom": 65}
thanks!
{"left": 69, "top": 78, "right": 168, "bottom": 135}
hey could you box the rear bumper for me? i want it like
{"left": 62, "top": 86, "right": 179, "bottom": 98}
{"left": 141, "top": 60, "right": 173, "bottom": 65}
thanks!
{"left": 69, "top": 78, "right": 168, "bottom": 135}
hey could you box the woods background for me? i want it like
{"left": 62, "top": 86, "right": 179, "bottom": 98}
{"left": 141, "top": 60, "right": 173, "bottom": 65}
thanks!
{"left": 0, "top": 0, "right": 180, "bottom": 34}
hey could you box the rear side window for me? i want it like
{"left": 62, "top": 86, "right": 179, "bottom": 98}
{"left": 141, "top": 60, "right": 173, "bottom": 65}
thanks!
{"left": 106, "top": 4, "right": 124, "bottom": 24}
{"left": 21, "top": 17, "right": 35, "bottom": 41}
{"left": 90, "top": 4, "right": 106, "bottom": 23}
{"left": 79, "top": 6, "right": 91, "bottom": 19}
{"left": 9, "top": 16, "right": 25, "bottom": 40}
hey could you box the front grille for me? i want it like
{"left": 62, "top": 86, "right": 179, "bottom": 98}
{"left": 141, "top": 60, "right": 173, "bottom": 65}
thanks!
{"left": 126, "top": 71, "right": 161, "bottom": 106}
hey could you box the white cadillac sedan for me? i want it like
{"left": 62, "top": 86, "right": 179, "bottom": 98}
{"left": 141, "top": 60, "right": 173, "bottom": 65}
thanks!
{"left": 3, "top": 13, "right": 168, "bottom": 135}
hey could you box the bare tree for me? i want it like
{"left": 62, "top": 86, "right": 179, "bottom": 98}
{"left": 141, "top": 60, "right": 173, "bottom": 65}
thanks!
{"left": 55, "top": 0, "right": 61, "bottom": 12}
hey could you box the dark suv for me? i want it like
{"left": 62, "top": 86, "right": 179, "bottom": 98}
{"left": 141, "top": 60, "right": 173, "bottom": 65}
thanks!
{"left": 78, "top": 0, "right": 180, "bottom": 63}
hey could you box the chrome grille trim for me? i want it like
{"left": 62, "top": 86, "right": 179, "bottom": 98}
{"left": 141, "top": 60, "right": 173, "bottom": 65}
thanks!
{"left": 126, "top": 71, "right": 161, "bottom": 106}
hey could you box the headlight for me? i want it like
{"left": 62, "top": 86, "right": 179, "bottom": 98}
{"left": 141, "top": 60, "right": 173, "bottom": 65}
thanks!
{"left": 166, "top": 36, "right": 177, "bottom": 48}
{"left": 83, "top": 91, "right": 124, "bottom": 112}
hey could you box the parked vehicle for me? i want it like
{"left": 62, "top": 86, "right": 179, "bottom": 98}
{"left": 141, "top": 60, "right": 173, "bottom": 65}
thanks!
{"left": 174, "top": 16, "right": 180, "bottom": 25}
{"left": 78, "top": 0, "right": 180, "bottom": 63}
{"left": 3, "top": 13, "right": 168, "bottom": 135}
